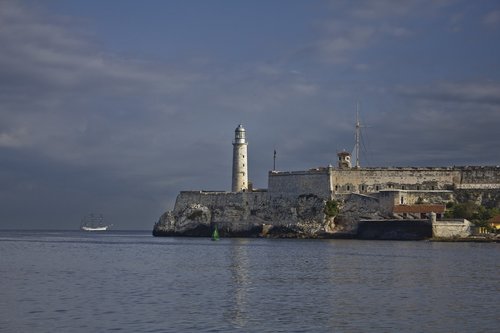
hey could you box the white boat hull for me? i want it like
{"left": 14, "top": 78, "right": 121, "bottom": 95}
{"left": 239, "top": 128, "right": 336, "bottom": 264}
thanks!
{"left": 81, "top": 226, "right": 109, "bottom": 231}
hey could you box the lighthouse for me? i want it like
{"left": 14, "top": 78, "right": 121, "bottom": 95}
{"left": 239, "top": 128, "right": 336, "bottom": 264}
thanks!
{"left": 232, "top": 124, "right": 248, "bottom": 192}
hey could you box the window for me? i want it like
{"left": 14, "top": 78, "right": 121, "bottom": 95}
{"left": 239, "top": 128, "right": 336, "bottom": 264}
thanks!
{"left": 361, "top": 185, "right": 365, "bottom": 191}
{"left": 400, "top": 196, "right": 404, "bottom": 204}
{"left": 347, "top": 185, "right": 350, "bottom": 191}
{"left": 335, "top": 185, "right": 338, "bottom": 191}
{"left": 376, "top": 185, "right": 379, "bottom": 191}
{"left": 402, "top": 185, "right": 405, "bottom": 190}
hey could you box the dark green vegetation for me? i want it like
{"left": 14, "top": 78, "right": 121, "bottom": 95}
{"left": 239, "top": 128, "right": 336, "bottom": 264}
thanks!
{"left": 445, "top": 202, "right": 499, "bottom": 232}
{"left": 324, "top": 199, "right": 339, "bottom": 217}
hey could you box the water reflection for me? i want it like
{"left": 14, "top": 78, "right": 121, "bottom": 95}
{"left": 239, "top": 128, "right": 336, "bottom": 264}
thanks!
{"left": 2, "top": 232, "right": 498, "bottom": 332}
{"left": 224, "top": 239, "right": 251, "bottom": 328}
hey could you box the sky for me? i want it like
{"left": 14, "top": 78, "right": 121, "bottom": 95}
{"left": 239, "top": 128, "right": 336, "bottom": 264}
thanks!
{"left": 1, "top": 0, "right": 499, "bottom": 230}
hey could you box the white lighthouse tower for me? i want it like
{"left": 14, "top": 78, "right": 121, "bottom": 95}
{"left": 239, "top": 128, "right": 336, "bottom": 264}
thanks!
{"left": 232, "top": 124, "right": 248, "bottom": 192}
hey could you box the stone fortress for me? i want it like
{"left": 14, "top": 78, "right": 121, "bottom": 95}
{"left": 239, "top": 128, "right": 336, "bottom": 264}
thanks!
{"left": 153, "top": 125, "right": 500, "bottom": 239}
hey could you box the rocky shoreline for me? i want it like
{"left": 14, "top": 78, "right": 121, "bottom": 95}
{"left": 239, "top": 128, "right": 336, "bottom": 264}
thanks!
{"left": 430, "top": 235, "right": 500, "bottom": 243}
{"left": 153, "top": 224, "right": 499, "bottom": 241}
{"left": 153, "top": 190, "right": 499, "bottom": 241}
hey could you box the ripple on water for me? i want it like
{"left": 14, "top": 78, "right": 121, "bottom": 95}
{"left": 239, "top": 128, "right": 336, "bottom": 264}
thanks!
{"left": 1, "top": 232, "right": 498, "bottom": 332}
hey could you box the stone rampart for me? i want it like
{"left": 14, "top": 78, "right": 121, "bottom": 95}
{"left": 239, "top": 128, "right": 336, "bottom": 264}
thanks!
{"left": 268, "top": 166, "right": 500, "bottom": 195}
{"left": 173, "top": 191, "right": 268, "bottom": 214}
{"left": 268, "top": 169, "right": 332, "bottom": 199}
{"left": 331, "top": 168, "right": 460, "bottom": 193}
{"left": 459, "top": 166, "right": 500, "bottom": 184}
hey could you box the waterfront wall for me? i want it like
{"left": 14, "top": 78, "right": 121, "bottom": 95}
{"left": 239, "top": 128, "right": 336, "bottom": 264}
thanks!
{"left": 432, "top": 219, "right": 473, "bottom": 238}
{"left": 357, "top": 220, "right": 433, "bottom": 240}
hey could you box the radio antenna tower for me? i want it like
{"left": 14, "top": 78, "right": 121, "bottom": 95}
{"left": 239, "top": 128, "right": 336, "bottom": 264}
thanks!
{"left": 354, "top": 101, "right": 364, "bottom": 169}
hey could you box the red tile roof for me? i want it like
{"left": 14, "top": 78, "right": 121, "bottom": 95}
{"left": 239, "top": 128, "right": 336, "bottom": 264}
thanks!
{"left": 489, "top": 215, "right": 500, "bottom": 224}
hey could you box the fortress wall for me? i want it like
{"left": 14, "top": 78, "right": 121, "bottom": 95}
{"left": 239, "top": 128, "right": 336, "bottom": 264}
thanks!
{"left": 457, "top": 166, "right": 500, "bottom": 188}
{"left": 265, "top": 167, "right": 499, "bottom": 198}
{"left": 268, "top": 170, "right": 332, "bottom": 199}
{"left": 174, "top": 191, "right": 269, "bottom": 213}
{"left": 331, "top": 168, "right": 461, "bottom": 193}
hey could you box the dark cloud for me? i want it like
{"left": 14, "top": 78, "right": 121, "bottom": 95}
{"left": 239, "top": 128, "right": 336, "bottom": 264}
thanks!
{"left": 396, "top": 80, "right": 500, "bottom": 104}
{"left": 0, "top": 1, "right": 499, "bottom": 229}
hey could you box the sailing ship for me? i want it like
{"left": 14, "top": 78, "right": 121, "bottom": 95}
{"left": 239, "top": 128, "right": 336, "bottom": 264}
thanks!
{"left": 80, "top": 213, "right": 111, "bottom": 231}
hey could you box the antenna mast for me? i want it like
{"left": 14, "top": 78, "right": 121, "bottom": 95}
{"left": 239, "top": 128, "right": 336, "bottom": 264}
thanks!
{"left": 355, "top": 102, "right": 360, "bottom": 168}
{"left": 273, "top": 149, "right": 276, "bottom": 171}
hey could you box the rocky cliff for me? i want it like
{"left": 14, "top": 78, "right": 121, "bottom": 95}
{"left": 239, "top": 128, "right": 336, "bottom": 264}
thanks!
{"left": 153, "top": 191, "right": 388, "bottom": 238}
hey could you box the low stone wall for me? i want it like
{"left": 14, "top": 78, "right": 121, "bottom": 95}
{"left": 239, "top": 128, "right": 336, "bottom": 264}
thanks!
{"left": 432, "top": 219, "right": 472, "bottom": 238}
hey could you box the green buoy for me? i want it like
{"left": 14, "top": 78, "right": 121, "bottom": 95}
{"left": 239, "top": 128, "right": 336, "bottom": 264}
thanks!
{"left": 211, "top": 225, "right": 220, "bottom": 241}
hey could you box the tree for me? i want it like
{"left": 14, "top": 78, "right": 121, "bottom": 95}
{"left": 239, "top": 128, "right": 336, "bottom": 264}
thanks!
{"left": 446, "top": 201, "right": 499, "bottom": 232}
{"left": 324, "top": 199, "right": 339, "bottom": 217}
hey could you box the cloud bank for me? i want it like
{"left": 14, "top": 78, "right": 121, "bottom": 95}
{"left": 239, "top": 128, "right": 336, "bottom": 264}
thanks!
{"left": 0, "top": 0, "right": 499, "bottom": 229}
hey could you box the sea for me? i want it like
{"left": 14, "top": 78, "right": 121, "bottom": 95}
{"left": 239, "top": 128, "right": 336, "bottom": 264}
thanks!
{"left": 0, "top": 230, "right": 498, "bottom": 333}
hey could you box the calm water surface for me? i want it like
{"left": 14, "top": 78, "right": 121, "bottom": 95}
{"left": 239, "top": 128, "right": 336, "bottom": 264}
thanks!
{"left": 0, "top": 230, "right": 498, "bottom": 332}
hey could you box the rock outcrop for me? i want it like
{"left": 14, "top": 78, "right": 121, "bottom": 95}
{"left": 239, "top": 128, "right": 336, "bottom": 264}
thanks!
{"left": 153, "top": 191, "right": 390, "bottom": 238}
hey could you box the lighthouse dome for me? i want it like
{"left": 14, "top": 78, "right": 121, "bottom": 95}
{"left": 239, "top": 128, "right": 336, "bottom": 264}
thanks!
{"left": 234, "top": 124, "right": 247, "bottom": 144}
